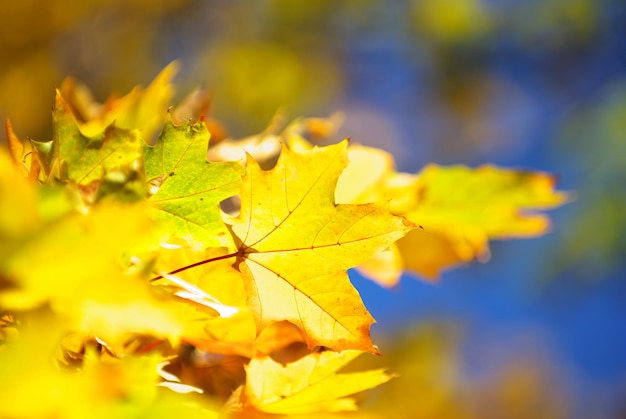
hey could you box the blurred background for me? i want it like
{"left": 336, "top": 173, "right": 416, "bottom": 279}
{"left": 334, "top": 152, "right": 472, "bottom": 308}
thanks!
{"left": 1, "top": 0, "right": 625, "bottom": 417}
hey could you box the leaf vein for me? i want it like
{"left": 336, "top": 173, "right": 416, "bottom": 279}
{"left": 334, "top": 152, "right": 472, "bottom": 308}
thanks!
{"left": 149, "top": 179, "right": 239, "bottom": 203}
{"left": 78, "top": 141, "right": 122, "bottom": 183}
{"left": 246, "top": 258, "right": 359, "bottom": 338}
{"left": 245, "top": 153, "right": 337, "bottom": 249}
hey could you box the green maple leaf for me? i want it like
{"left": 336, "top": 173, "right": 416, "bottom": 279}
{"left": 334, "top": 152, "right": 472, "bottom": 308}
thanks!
{"left": 53, "top": 92, "right": 142, "bottom": 184}
{"left": 29, "top": 92, "right": 145, "bottom": 201}
{"left": 144, "top": 118, "right": 243, "bottom": 248}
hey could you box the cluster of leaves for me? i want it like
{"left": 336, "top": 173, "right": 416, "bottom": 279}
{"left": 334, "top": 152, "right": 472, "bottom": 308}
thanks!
{"left": 0, "top": 65, "right": 566, "bottom": 418}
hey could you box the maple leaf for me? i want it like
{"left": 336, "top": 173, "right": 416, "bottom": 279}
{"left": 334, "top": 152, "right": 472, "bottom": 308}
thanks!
{"left": 60, "top": 62, "right": 178, "bottom": 141}
{"left": 144, "top": 118, "right": 243, "bottom": 248}
{"left": 332, "top": 142, "right": 569, "bottom": 284}
{"left": 226, "top": 141, "right": 414, "bottom": 352}
{"left": 356, "top": 164, "right": 569, "bottom": 282}
{"left": 334, "top": 144, "right": 397, "bottom": 206}
{"left": 25, "top": 91, "right": 146, "bottom": 204}
{"left": 334, "top": 144, "right": 421, "bottom": 287}
{"left": 243, "top": 350, "right": 393, "bottom": 415}
{"left": 396, "top": 164, "right": 569, "bottom": 280}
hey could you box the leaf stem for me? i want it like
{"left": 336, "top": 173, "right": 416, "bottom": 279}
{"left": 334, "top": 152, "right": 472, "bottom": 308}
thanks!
{"left": 150, "top": 251, "right": 239, "bottom": 281}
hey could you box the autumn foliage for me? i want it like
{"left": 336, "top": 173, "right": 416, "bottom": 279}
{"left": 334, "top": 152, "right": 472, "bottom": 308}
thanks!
{"left": 0, "top": 65, "right": 567, "bottom": 418}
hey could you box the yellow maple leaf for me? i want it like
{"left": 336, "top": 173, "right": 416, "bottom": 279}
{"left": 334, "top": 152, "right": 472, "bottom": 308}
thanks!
{"left": 243, "top": 350, "right": 393, "bottom": 415}
{"left": 396, "top": 164, "right": 569, "bottom": 280}
{"left": 353, "top": 163, "right": 568, "bottom": 283}
{"left": 59, "top": 62, "right": 178, "bottom": 140}
{"left": 226, "top": 141, "right": 414, "bottom": 352}
{"left": 335, "top": 144, "right": 397, "bottom": 206}
{"left": 334, "top": 145, "right": 568, "bottom": 284}
{"left": 334, "top": 144, "right": 420, "bottom": 287}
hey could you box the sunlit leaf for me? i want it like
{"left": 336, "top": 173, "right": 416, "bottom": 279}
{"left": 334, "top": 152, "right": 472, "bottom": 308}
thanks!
{"left": 28, "top": 91, "right": 146, "bottom": 203}
{"left": 61, "top": 61, "right": 178, "bottom": 142}
{"left": 244, "top": 350, "right": 393, "bottom": 414}
{"left": 397, "top": 164, "right": 569, "bottom": 280}
{"left": 226, "top": 141, "right": 414, "bottom": 351}
{"left": 0, "top": 60, "right": 571, "bottom": 418}
{"left": 144, "top": 118, "right": 243, "bottom": 249}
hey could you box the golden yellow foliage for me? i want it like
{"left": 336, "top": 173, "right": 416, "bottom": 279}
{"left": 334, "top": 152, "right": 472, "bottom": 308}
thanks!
{"left": 244, "top": 350, "right": 393, "bottom": 415}
{"left": 0, "top": 66, "right": 567, "bottom": 418}
{"left": 334, "top": 143, "right": 568, "bottom": 284}
{"left": 227, "top": 141, "right": 414, "bottom": 351}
